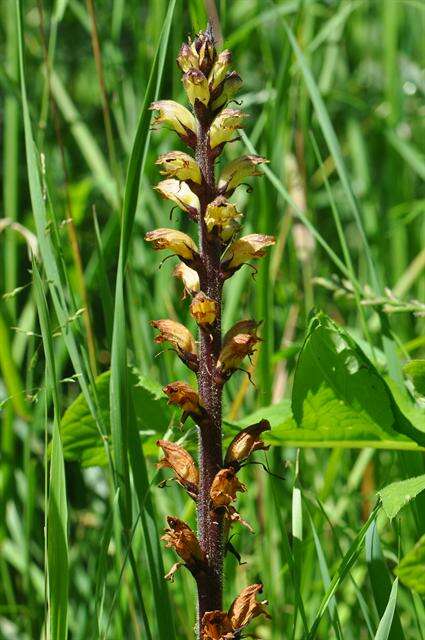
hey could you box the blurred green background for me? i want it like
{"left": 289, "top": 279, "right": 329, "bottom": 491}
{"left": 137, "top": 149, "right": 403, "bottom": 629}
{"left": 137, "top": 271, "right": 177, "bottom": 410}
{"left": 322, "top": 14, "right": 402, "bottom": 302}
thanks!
{"left": 1, "top": 0, "right": 424, "bottom": 638}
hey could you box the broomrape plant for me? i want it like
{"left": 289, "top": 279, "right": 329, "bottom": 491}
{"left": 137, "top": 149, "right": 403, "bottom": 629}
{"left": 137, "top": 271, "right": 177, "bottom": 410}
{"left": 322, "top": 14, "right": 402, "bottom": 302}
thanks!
{"left": 146, "top": 28, "right": 274, "bottom": 639}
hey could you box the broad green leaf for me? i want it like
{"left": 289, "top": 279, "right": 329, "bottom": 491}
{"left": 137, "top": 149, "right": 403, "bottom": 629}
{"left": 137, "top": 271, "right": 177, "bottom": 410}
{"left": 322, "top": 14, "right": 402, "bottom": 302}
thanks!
{"left": 378, "top": 474, "right": 425, "bottom": 520}
{"left": 60, "top": 369, "right": 174, "bottom": 467}
{"left": 395, "top": 535, "right": 425, "bottom": 596}
{"left": 404, "top": 360, "right": 425, "bottom": 397}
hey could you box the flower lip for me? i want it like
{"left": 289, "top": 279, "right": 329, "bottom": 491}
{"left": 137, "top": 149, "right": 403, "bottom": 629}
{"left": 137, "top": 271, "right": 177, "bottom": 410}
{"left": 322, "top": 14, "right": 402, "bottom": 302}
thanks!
{"left": 150, "top": 319, "right": 198, "bottom": 371}
{"left": 222, "top": 233, "right": 275, "bottom": 274}
{"left": 163, "top": 381, "right": 206, "bottom": 425}
{"left": 210, "top": 467, "right": 246, "bottom": 509}
{"left": 145, "top": 228, "right": 199, "bottom": 263}
{"left": 218, "top": 155, "right": 268, "bottom": 195}
{"left": 204, "top": 196, "right": 243, "bottom": 241}
{"left": 150, "top": 100, "right": 197, "bottom": 146}
{"left": 154, "top": 179, "right": 200, "bottom": 218}
{"left": 173, "top": 262, "right": 200, "bottom": 298}
{"left": 209, "top": 109, "right": 248, "bottom": 149}
{"left": 156, "top": 151, "right": 202, "bottom": 184}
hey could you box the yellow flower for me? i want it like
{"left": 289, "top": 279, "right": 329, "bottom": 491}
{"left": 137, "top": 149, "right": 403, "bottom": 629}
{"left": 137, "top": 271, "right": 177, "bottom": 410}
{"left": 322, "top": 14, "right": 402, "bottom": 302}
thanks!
{"left": 218, "top": 155, "right": 268, "bottom": 195}
{"left": 154, "top": 179, "right": 200, "bottom": 218}
{"left": 150, "top": 100, "right": 197, "bottom": 145}
{"left": 173, "top": 262, "right": 200, "bottom": 298}
{"left": 208, "top": 50, "right": 232, "bottom": 90}
{"left": 156, "top": 440, "right": 199, "bottom": 498}
{"left": 210, "top": 467, "right": 246, "bottom": 509}
{"left": 145, "top": 228, "right": 198, "bottom": 262}
{"left": 150, "top": 319, "right": 198, "bottom": 371}
{"left": 192, "top": 31, "right": 216, "bottom": 75}
{"left": 209, "top": 109, "right": 248, "bottom": 149}
{"left": 205, "top": 196, "right": 243, "bottom": 240}
{"left": 224, "top": 419, "right": 271, "bottom": 466}
{"left": 190, "top": 292, "right": 219, "bottom": 326}
{"left": 223, "top": 233, "right": 275, "bottom": 272}
{"left": 177, "top": 42, "right": 199, "bottom": 72}
{"left": 211, "top": 72, "right": 243, "bottom": 110}
{"left": 156, "top": 151, "right": 202, "bottom": 184}
{"left": 183, "top": 69, "right": 210, "bottom": 106}
{"left": 217, "top": 320, "right": 261, "bottom": 377}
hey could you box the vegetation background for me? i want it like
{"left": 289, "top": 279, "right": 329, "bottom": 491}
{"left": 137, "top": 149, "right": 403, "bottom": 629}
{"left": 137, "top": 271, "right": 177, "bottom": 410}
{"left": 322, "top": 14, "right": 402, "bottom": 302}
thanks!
{"left": 0, "top": 0, "right": 424, "bottom": 639}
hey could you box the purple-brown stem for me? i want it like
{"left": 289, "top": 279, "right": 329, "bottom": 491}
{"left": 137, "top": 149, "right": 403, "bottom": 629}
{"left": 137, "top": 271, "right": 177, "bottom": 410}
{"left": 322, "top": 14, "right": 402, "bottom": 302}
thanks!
{"left": 195, "top": 113, "right": 224, "bottom": 620}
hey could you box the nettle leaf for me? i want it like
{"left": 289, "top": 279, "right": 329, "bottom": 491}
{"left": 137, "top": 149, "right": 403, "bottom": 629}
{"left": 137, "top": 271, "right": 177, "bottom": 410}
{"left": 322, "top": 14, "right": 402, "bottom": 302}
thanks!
{"left": 378, "top": 474, "right": 425, "bottom": 520}
{"left": 60, "top": 369, "right": 174, "bottom": 467}
{"left": 395, "top": 534, "right": 425, "bottom": 596}
{"left": 404, "top": 359, "right": 425, "bottom": 397}
{"left": 250, "top": 312, "right": 425, "bottom": 450}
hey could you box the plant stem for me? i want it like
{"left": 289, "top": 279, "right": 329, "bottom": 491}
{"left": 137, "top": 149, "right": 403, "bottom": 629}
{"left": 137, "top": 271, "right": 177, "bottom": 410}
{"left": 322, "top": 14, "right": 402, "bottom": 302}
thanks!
{"left": 195, "top": 117, "right": 224, "bottom": 622}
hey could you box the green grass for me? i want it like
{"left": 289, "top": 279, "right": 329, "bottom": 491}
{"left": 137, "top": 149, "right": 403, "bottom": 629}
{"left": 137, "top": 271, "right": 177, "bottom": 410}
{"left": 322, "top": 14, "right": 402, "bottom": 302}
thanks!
{"left": 1, "top": 1, "right": 424, "bottom": 638}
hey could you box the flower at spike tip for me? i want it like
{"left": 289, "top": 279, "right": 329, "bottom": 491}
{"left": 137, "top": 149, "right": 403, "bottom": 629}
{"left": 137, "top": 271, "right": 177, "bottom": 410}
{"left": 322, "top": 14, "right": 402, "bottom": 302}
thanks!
{"left": 205, "top": 196, "right": 243, "bottom": 241}
{"left": 156, "top": 440, "right": 199, "bottom": 499}
{"left": 217, "top": 320, "right": 261, "bottom": 380}
{"left": 210, "top": 467, "right": 246, "bottom": 509}
{"left": 190, "top": 292, "right": 219, "bottom": 327}
{"left": 224, "top": 419, "right": 271, "bottom": 467}
{"left": 162, "top": 516, "right": 205, "bottom": 581}
{"left": 218, "top": 155, "right": 268, "bottom": 196}
{"left": 150, "top": 319, "right": 198, "bottom": 372}
{"left": 156, "top": 151, "right": 202, "bottom": 184}
{"left": 163, "top": 381, "right": 206, "bottom": 425}
{"left": 201, "top": 583, "right": 270, "bottom": 639}
{"left": 173, "top": 262, "right": 200, "bottom": 298}
{"left": 150, "top": 100, "right": 197, "bottom": 146}
{"left": 209, "top": 109, "right": 248, "bottom": 149}
{"left": 222, "top": 233, "right": 275, "bottom": 276}
{"left": 145, "top": 228, "right": 199, "bottom": 264}
{"left": 154, "top": 179, "right": 200, "bottom": 218}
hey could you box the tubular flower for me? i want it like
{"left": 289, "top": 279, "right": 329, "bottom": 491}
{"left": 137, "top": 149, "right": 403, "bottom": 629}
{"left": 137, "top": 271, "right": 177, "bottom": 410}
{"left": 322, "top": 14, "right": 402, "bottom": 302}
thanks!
{"left": 156, "top": 151, "right": 202, "bottom": 184}
{"left": 163, "top": 381, "right": 206, "bottom": 425}
{"left": 211, "top": 72, "right": 243, "bottom": 110}
{"left": 205, "top": 196, "right": 243, "bottom": 241}
{"left": 173, "top": 262, "right": 200, "bottom": 298}
{"left": 192, "top": 31, "right": 216, "bottom": 75}
{"left": 150, "top": 100, "right": 197, "bottom": 146}
{"left": 162, "top": 516, "right": 205, "bottom": 579}
{"left": 209, "top": 109, "right": 248, "bottom": 149}
{"left": 145, "top": 228, "right": 199, "bottom": 264}
{"left": 222, "top": 233, "right": 275, "bottom": 275}
{"left": 217, "top": 320, "right": 261, "bottom": 379}
{"left": 177, "top": 42, "right": 199, "bottom": 72}
{"left": 218, "top": 155, "right": 268, "bottom": 195}
{"left": 156, "top": 440, "right": 199, "bottom": 499}
{"left": 190, "top": 292, "right": 219, "bottom": 327}
{"left": 154, "top": 179, "right": 200, "bottom": 218}
{"left": 210, "top": 467, "right": 246, "bottom": 509}
{"left": 224, "top": 420, "right": 271, "bottom": 467}
{"left": 183, "top": 69, "right": 210, "bottom": 106}
{"left": 208, "top": 49, "right": 232, "bottom": 90}
{"left": 150, "top": 319, "right": 198, "bottom": 371}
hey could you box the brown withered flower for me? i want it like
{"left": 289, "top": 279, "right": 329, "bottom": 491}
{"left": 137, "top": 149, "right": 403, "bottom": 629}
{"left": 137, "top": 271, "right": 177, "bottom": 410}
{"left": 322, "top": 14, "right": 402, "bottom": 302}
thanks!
{"left": 163, "top": 381, "right": 206, "bottom": 425}
{"left": 216, "top": 320, "right": 261, "bottom": 381}
{"left": 162, "top": 516, "right": 205, "bottom": 580}
{"left": 200, "top": 611, "right": 233, "bottom": 640}
{"left": 224, "top": 419, "right": 271, "bottom": 467}
{"left": 190, "top": 292, "right": 219, "bottom": 327}
{"left": 156, "top": 440, "right": 199, "bottom": 499}
{"left": 210, "top": 467, "right": 246, "bottom": 509}
{"left": 151, "top": 319, "right": 198, "bottom": 371}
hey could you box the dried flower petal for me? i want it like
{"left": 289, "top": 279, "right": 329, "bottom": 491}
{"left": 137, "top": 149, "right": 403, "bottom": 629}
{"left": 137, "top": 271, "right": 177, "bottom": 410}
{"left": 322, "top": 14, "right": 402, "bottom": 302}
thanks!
{"left": 154, "top": 179, "right": 200, "bottom": 217}
{"left": 190, "top": 292, "right": 219, "bottom": 326}
{"left": 161, "top": 516, "right": 204, "bottom": 568}
{"left": 210, "top": 467, "right": 246, "bottom": 509}
{"left": 157, "top": 440, "right": 199, "bottom": 498}
{"left": 151, "top": 319, "right": 198, "bottom": 371}
{"left": 225, "top": 506, "right": 254, "bottom": 533}
{"left": 164, "top": 561, "right": 183, "bottom": 582}
{"left": 223, "top": 234, "right": 275, "bottom": 273}
{"left": 156, "top": 151, "right": 202, "bottom": 184}
{"left": 208, "top": 50, "right": 232, "bottom": 90}
{"left": 201, "top": 611, "right": 234, "bottom": 640}
{"left": 228, "top": 584, "right": 270, "bottom": 630}
{"left": 183, "top": 69, "right": 210, "bottom": 106}
{"left": 212, "top": 72, "right": 243, "bottom": 110}
{"left": 224, "top": 420, "right": 271, "bottom": 466}
{"left": 173, "top": 262, "right": 200, "bottom": 298}
{"left": 217, "top": 320, "right": 261, "bottom": 376}
{"left": 145, "top": 228, "right": 198, "bottom": 262}
{"left": 150, "top": 100, "right": 196, "bottom": 145}
{"left": 205, "top": 196, "right": 243, "bottom": 240}
{"left": 209, "top": 109, "right": 248, "bottom": 149}
{"left": 163, "top": 381, "right": 205, "bottom": 424}
{"left": 218, "top": 155, "right": 268, "bottom": 195}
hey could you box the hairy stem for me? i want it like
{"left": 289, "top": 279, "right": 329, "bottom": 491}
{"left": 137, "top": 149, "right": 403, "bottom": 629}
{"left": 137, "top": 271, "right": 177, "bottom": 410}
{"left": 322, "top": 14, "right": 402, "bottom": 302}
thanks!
{"left": 195, "top": 116, "right": 224, "bottom": 622}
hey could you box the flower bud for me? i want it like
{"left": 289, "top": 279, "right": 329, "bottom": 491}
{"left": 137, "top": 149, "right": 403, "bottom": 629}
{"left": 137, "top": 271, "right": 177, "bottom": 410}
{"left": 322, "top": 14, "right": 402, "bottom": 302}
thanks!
{"left": 163, "top": 381, "right": 205, "bottom": 424}
{"left": 192, "top": 31, "right": 216, "bottom": 75}
{"left": 173, "top": 262, "right": 200, "bottom": 298}
{"left": 156, "top": 151, "right": 202, "bottom": 184}
{"left": 228, "top": 584, "right": 271, "bottom": 630}
{"left": 200, "top": 611, "right": 233, "bottom": 640}
{"left": 161, "top": 516, "right": 205, "bottom": 576}
{"left": 157, "top": 440, "right": 199, "bottom": 498}
{"left": 205, "top": 196, "right": 243, "bottom": 240}
{"left": 218, "top": 155, "right": 268, "bottom": 195}
{"left": 222, "top": 233, "right": 275, "bottom": 274}
{"left": 211, "top": 72, "right": 243, "bottom": 110}
{"left": 224, "top": 419, "right": 271, "bottom": 466}
{"left": 150, "top": 100, "right": 196, "bottom": 146}
{"left": 217, "top": 320, "right": 261, "bottom": 377}
{"left": 145, "top": 228, "right": 198, "bottom": 263}
{"left": 154, "top": 179, "right": 200, "bottom": 218}
{"left": 177, "top": 42, "right": 199, "bottom": 72}
{"left": 190, "top": 292, "right": 219, "bottom": 327}
{"left": 209, "top": 109, "right": 248, "bottom": 149}
{"left": 183, "top": 69, "right": 210, "bottom": 107}
{"left": 210, "top": 467, "right": 246, "bottom": 509}
{"left": 150, "top": 319, "right": 198, "bottom": 371}
{"left": 208, "top": 49, "right": 232, "bottom": 90}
